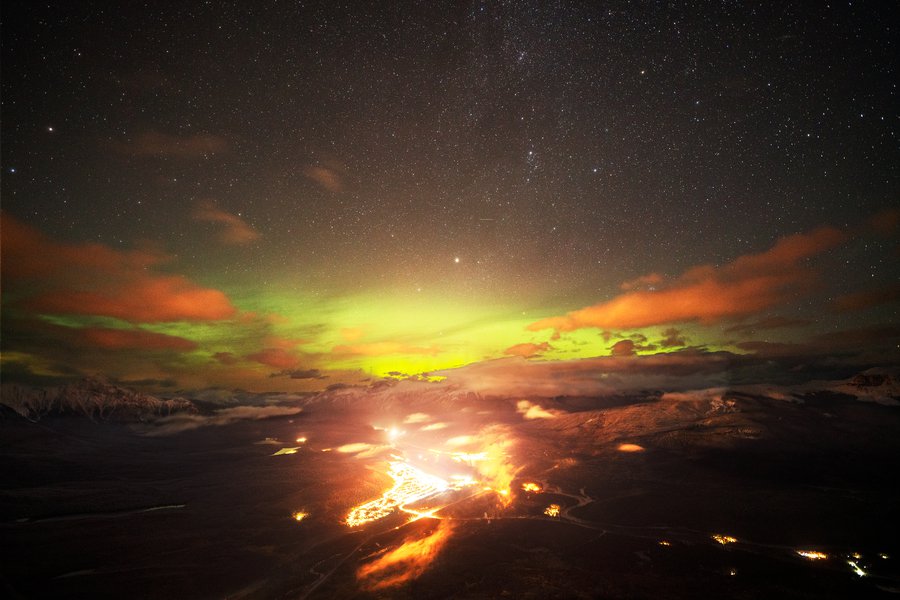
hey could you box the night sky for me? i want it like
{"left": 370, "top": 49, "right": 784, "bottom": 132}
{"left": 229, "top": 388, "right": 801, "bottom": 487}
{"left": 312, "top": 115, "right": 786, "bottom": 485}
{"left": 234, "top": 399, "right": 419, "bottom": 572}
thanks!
{"left": 2, "top": 1, "right": 898, "bottom": 392}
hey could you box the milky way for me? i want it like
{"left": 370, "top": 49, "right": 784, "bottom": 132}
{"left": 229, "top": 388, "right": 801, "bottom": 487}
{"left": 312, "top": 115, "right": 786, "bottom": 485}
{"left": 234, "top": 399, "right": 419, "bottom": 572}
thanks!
{"left": 1, "top": 2, "right": 897, "bottom": 391}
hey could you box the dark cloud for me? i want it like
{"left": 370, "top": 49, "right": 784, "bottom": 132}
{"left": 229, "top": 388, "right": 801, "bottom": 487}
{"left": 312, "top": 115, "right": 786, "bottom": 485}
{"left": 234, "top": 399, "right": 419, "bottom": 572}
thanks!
{"left": 149, "top": 405, "right": 303, "bottom": 435}
{"left": 658, "top": 327, "right": 686, "bottom": 348}
{"left": 725, "top": 316, "right": 814, "bottom": 334}
{"left": 610, "top": 340, "right": 636, "bottom": 357}
{"left": 269, "top": 369, "right": 326, "bottom": 380}
{"left": 212, "top": 352, "right": 238, "bottom": 365}
{"left": 737, "top": 325, "right": 900, "bottom": 360}
{"left": 868, "top": 207, "right": 900, "bottom": 236}
{"left": 433, "top": 351, "right": 743, "bottom": 397}
{"left": 833, "top": 283, "right": 900, "bottom": 312}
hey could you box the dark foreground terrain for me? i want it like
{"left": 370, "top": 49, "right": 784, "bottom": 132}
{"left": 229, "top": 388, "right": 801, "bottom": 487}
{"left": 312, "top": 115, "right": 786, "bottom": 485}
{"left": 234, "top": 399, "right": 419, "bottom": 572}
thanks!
{"left": 2, "top": 389, "right": 899, "bottom": 599}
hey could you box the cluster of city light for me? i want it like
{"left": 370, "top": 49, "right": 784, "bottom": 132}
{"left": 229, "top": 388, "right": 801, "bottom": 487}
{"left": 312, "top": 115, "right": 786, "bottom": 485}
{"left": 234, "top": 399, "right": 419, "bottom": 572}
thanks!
{"left": 847, "top": 560, "right": 867, "bottom": 577}
{"left": 356, "top": 521, "right": 455, "bottom": 590}
{"left": 796, "top": 550, "right": 828, "bottom": 560}
{"left": 544, "top": 504, "right": 561, "bottom": 517}
{"left": 711, "top": 534, "right": 738, "bottom": 545}
{"left": 345, "top": 460, "right": 451, "bottom": 527}
{"left": 521, "top": 482, "right": 542, "bottom": 493}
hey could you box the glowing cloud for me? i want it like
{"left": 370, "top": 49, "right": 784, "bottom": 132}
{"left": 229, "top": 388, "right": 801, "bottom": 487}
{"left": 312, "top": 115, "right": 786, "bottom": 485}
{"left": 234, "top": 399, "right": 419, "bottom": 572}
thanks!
{"left": 2, "top": 213, "right": 237, "bottom": 323}
{"left": 193, "top": 200, "right": 260, "bottom": 245}
{"left": 304, "top": 165, "right": 343, "bottom": 192}
{"left": 617, "top": 443, "right": 645, "bottom": 452}
{"left": 529, "top": 226, "right": 847, "bottom": 332}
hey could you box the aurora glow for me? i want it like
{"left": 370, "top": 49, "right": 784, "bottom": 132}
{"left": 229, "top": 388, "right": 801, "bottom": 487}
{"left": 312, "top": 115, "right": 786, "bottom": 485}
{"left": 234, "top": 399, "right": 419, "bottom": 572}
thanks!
{"left": 0, "top": 2, "right": 897, "bottom": 394}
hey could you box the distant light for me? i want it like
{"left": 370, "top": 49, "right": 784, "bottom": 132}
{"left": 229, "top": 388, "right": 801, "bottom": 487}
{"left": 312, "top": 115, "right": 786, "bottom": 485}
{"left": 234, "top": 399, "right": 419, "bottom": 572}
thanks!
{"left": 712, "top": 534, "right": 737, "bottom": 545}
{"left": 880, "top": 553, "right": 890, "bottom": 560}
{"left": 296, "top": 436, "right": 307, "bottom": 443}
{"left": 728, "top": 568, "right": 737, "bottom": 576}
{"left": 847, "top": 560, "right": 866, "bottom": 577}
{"left": 454, "top": 257, "right": 460, "bottom": 264}
{"left": 658, "top": 540, "right": 672, "bottom": 547}
{"left": 521, "top": 482, "right": 542, "bottom": 493}
{"left": 544, "top": 504, "right": 561, "bottom": 517}
{"left": 271, "top": 447, "right": 300, "bottom": 456}
{"left": 617, "top": 443, "right": 644, "bottom": 452}
{"left": 292, "top": 511, "right": 308, "bottom": 522}
{"left": 47, "top": 126, "right": 54, "bottom": 132}
{"left": 796, "top": 550, "right": 828, "bottom": 560}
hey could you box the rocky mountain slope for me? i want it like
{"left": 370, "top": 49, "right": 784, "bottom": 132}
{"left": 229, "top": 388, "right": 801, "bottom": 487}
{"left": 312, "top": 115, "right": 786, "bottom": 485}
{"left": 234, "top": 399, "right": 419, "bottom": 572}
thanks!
{"left": 0, "top": 378, "right": 197, "bottom": 422}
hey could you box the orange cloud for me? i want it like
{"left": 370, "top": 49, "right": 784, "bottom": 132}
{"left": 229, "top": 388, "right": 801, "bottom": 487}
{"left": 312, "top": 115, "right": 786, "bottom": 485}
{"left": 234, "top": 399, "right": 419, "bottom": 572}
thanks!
{"left": 2, "top": 212, "right": 237, "bottom": 323}
{"left": 245, "top": 347, "right": 300, "bottom": 370}
{"left": 304, "top": 165, "right": 343, "bottom": 192}
{"left": 27, "top": 276, "right": 235, "bottom": 322}
{"left": 504, "top": 341, "right": 551, "bottom": 358}
{"left": 1, "top": 212, "right": 165, "bottom": 279}
{"left": 529, "top": 226, "right": 847, "bottom": 332}
{"left": 193, "top": 200, "right": 259, "bottom": 245}
{"left": 114, "top": 130, "right": 228, "bottom": 158}
{"left": 332, "top": 342, "right": 441, "bottom": 356}
{"left": 80, "top": 327, "right": 197, "bottom": 351}
{"left": 340, "top": 327, "right": 367, "bottom": 342}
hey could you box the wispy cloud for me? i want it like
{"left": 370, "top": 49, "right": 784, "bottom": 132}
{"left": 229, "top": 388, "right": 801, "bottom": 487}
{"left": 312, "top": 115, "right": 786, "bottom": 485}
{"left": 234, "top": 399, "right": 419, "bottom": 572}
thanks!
{"left": 114, "top": 130, "right": 229, "bottom": 158}
{"left": 304, "top": 164, "right": 343, "bottom": 192}
{"left": 149, "top": 405, "right": 303, "bottom": 435}
{"left": 193, "top": 200, "right": 260, "bottom": 245}
{"left": 529, "top": 226, "right": 847, "bottom": 332}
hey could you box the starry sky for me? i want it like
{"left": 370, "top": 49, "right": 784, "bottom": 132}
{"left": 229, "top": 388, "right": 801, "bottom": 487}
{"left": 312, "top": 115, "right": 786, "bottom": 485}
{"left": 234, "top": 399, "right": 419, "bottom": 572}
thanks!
{"left": 2, "top": 1, "right": 898, "bottom": 393}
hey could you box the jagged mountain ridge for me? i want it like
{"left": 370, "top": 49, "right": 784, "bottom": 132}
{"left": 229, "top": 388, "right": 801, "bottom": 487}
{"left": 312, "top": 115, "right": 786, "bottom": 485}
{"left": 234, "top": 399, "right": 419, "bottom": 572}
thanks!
{"left": 0, "top": 377, "right": 197, "bottom": 422}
